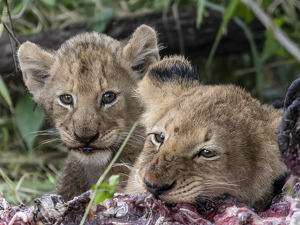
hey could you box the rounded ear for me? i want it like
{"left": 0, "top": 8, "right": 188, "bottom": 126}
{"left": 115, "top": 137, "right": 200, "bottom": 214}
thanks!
{"left": 138, "top": 56, "right": 200, "bottom": 106}
{"left": 17, "top": 41, "right": 55, "bottom": 95}
{"left": 284, "top": 78, "right": 300, "bottom": 110}
{"left": 137, "top": 56, "right": 200, "bottom": 127}
{"left": 122, "top": 25, "right": 160, "bottom": 80}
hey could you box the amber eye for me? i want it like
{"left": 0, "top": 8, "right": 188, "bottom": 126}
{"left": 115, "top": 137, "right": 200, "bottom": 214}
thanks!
{"left": 102, "top": 92, "right": 116, "bottom": 104}
{"left": 197, "top": 149, "right": 216, "bottom": 158}
{"left": 60, "top": 94, "right": 73, "bottom": 105}
{"left": 154, "top": 133, "right": 165, "bottom": 144}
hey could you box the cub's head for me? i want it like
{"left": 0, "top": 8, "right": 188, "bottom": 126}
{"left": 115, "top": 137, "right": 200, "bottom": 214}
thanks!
{"left": 17, "top": 25, "right": 159, "bottom": 164}
{"left": 126, "top": 56, "right": 287, "bottom": 210}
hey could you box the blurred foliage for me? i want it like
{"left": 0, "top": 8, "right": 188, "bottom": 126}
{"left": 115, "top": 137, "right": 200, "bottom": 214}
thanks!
{"left": 15, "top": 96, "right": 45, "bottom": 155}
{"left": 0, "top": 0, "right": 300, "bottom": 204}
{"left": 0, "top": 76, "right": 65, "bottom": 204}
{"left": 196, "top": 0, "right": 300, "bottom": 102}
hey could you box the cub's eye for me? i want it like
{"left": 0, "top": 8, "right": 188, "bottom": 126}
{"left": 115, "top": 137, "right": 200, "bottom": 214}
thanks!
{"left": 154, "top": 133, "right": 165, "bottom": 144}
{"left": 60, "top": 94, "right": 73, "bottom": 105}
{"left": 196, "top": 149, "right": 216, "bottom": 158}
{"left": 102, "top": 92, "right": 116, "bottom": 104}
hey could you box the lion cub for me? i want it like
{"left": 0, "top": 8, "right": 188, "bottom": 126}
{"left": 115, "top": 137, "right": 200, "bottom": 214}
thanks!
{"left": 125, "top": 56, "right": 287, "bottom": 211}
{"left": 17, "top": 25, "right": 159, "bottom": 200}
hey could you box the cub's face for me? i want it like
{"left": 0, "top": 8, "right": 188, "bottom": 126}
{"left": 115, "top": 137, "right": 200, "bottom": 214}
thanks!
{"left": 140, "top": 112, "right": 230, "bottom": 204}
{"left": 44, "top": 49, "right": 139, "bottom": 157}
{"left": 17, "top": 25, "right": 159, "bottom": 164}
{"left": 129, "top": 90, "right": 255, "bottom": 204}
{"left": 126, "top": 56, "right": 286, "bottom": 209}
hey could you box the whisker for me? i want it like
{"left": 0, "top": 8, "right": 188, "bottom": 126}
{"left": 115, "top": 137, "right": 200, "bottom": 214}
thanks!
{"left": 113, "top": 162, "right": 134, "bottom": 171}
{"left": 118, "top": 134, "right": 145, "bottom": 143}
{"left": 40, "top": 138, "right": 62, "bottom": 145}
{"left": 204, "top": 182, "right": 239, "bottom": 187}
{"left": 36, "top": 141, "right": 65, "bottom": 153}
{"left": 204, "top": 179, "right": 243, "bottom": 186}
{"left": 119, "top": 129, "right": 146, "bottom": 139}
{"left": 36, "top": 128, "right": 59, "bottom": 136}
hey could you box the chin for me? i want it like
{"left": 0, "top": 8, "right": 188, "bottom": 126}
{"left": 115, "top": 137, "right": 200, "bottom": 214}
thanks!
{"left": 69, "top": 149, "right": 112, "bottom": 166}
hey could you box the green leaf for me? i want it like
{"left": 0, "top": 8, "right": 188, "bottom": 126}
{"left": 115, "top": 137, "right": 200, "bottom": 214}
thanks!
{"left": 0, "top": 76, "right": 13, "bottom": 111}
{"left": 232, "top": 2, "right": 255, "bottom": 23}
{"left": 92, "top": 175, "right": 119, "bottom": 205}
{"left": 100, "top": 182, "right": 107, "bottom": 188}
{"left": 108, "top": 174, "right": 120, "bottom": 186}
{"left": 107, "top": 192, "right": 114, "bottom": 199}
{"left": 15, "top": 97, "right": 45, "bottom": 154}
{"left": 107, "top": 185, "right": 115, "bottom": 195}
{"left": 94, "top": 189, "right": 109, "bottom": 205}
{"left": 206, "top": 0, "right": 239, "bottom": 67}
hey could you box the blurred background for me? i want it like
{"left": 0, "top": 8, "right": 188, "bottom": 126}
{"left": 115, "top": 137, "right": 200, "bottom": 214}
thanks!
{"left": 0, "top": 0, "right": 299, "bottom": 204}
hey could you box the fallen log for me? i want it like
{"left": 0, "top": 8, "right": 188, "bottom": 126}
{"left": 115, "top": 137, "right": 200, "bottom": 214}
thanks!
{"left": 0, "top": 9, "right": 265, "bottom": 81}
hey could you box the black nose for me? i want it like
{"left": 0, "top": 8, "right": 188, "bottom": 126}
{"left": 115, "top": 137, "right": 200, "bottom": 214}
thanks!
{"left": 144, "top": 178, "right": 176, "bottom": 197}
{"left": 74, "top": 132, "right": 99, "bottom": 144}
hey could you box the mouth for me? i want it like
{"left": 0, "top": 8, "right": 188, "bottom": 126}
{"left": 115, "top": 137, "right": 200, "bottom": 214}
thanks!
{"left": 71, "top": 146, "right": 110, "bottom": 153}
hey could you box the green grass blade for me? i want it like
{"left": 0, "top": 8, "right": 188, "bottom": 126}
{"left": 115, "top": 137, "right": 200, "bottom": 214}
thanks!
{"left": 0, "top": 168, "right": 22, "bottom": 204}
{"left": 234, "top": 18, "right": 264, "bottom": 101}
{"left": 15, "top": 174, "right": 29, "bottom": 191}
{"left": 0, "top": 76, "right": 13, "bottom": 112}
{"left": 206, "top": 0, "right": 240, "bottom": 68}
{"left": 196, "top": 0, "right": 206, "bottom": 29}
{"left": 205, "top": 1, "right": 224, "bottom": 12}
{"left": 80, "top": 122, "right": 138, "bottom": 225}
{"left": 0, "top": 168, "right": 14, "bottom": 191}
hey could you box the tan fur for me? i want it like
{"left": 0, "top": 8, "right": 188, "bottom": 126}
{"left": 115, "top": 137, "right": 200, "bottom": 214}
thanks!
{"left": 17, "top": 25, "right": 160, "bottom": 200}
{"left": 125, "top": 56, "right": 287, "bottom": 211}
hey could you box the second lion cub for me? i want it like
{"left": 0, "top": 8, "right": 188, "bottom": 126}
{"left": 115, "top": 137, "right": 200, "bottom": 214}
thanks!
{"left": 125, "top": 56, "right": 287, "bottom": 211}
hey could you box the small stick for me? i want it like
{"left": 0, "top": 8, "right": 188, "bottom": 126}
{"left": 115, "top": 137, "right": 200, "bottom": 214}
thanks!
{"left": 1, "top": 0, "right": 21, "bottom": 76}
{"left": 4, "top": 0, "right": 15, "bottom": 36}
{"left": 0, "top": 18, "right": 20, "bottom": 76}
